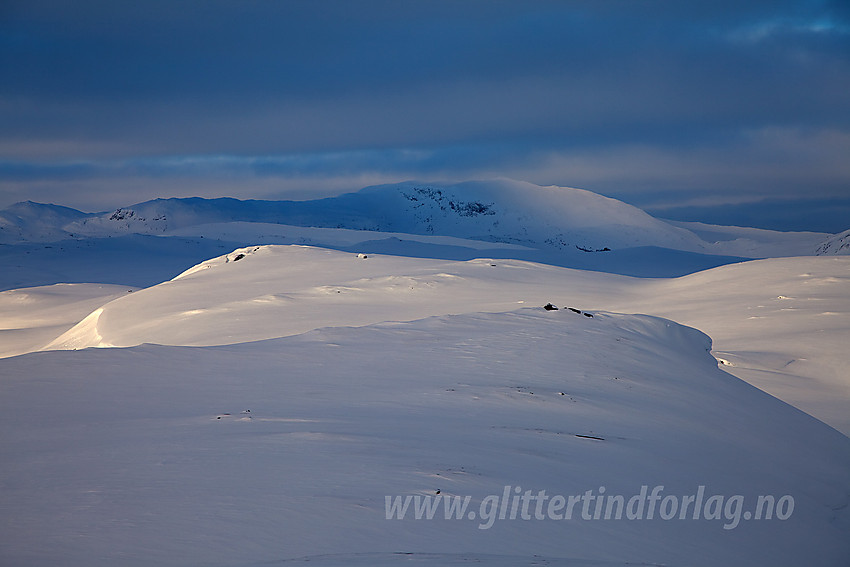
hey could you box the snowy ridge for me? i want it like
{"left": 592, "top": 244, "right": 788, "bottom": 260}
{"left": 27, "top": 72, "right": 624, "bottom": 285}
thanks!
{"left": 34, "top": 245, "right": 850, "bottom": 436}
{"left": 816, "top": 228, "right": 850, "bottom": 255}
{"left": 2, "top": 306, "right": 849, "bottom": 566}
{"left": 0, "top": 283, "right": 136, "bottom": 358}
{"left": 42, "top": 244, "right": 630, "bottom": 351}
{"left": 64, "top": 196, "right": 258, "bottom": 237}
{"left": 667, "top": 219, "right": 830, "bottom": 257}
{"left": 0, "top": 200, "right": 91, "bottom": 243}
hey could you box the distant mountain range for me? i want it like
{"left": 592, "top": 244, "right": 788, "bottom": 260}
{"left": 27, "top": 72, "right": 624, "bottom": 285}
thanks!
{"left": 0, "top": 179, "right": 843, "bottom": 257}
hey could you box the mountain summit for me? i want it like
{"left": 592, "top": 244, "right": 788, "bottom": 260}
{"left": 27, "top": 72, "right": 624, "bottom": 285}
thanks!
{"left": 4, "top": 180, "right": 706, "bottom": 252}
{"left": 1, "top": 180, "right": 838, "bottom": 262}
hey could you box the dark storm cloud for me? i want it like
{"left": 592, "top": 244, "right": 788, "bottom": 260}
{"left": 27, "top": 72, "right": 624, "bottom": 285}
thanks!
{"left": 1, "top": 1, "right": 848, "bottom": 230}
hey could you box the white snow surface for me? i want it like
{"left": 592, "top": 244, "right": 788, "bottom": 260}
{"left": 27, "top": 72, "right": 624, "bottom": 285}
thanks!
{"left": 43, "top": 245, "right": 627, "bottom": 350}
{"left": 2, "top": 180, "right": 849, "bottom": 567}
{"left": 2, "top": 307, "right": 849, "bottom": 567}
{"left": 0, "top": 283, "right": 137, "bottom": 358}
{"left": 32, "top": 245, "right": 850, "bottom": 436}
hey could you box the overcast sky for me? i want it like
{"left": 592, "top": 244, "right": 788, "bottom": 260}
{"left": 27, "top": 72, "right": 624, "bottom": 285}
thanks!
{"left": 1, "top": 1, "right": 848, "bottom": 231}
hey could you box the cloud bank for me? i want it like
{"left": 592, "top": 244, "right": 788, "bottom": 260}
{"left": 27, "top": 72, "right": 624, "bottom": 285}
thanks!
{"left": 1, "top": 1, "right": 848, "bottom": 230}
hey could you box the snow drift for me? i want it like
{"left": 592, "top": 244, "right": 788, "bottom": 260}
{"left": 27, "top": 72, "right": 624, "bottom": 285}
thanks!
{"left": 37, "top": 245, "right": 850, "bottom": 436}
{"left": 2, "top": 307, "right": 849, "bottom": 567}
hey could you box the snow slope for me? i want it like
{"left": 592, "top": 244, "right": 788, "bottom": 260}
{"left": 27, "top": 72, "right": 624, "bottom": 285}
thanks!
{"left": 601, "top": 256, "right": 850, "bottom": 436}
{"left": 0, "top": 283, "right": 136, "bottom": 358}
{"left": 667, "top": 220, "right": 830, "bottom": 257}
{"left": 0, "top": 201, "right": 91, "bottom": 243}
{"left": 2, "top": 308, "right": 849, "bottom": 567}
{"left": 36, "top": 245, "right": 850, "bottom": 436}
{"left": 816, "top": 228, "right": 850, "bottom": 255}
{"left": 42, "top": 245, "right": 632, "bottom": 350}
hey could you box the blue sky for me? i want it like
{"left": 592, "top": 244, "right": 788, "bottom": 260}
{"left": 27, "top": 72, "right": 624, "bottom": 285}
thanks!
{"left": 1, "top": 1, "right": 848, "bottom": 231}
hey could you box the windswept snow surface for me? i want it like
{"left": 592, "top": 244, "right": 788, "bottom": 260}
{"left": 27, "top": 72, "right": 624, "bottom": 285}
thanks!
{"left": 603, "top": 256, "right": 850, "bottom": 436}
{"left": 2, "top": 308, "right": 849, "bottom": 567}
{"left": 0, "top": 283, "right": 136, "bottom": 358}
{"left": 36, "top": 245, "right": 850, "bottom": 436}
{"left": 42, "top": 245, "right": 633, "bottom": 350}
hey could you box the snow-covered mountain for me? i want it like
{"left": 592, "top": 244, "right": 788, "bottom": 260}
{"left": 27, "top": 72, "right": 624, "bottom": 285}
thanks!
{"left": 816, "top": 228, "right": 850, "bottom": 255}
{"left": 7, "top": 180, "right": 704, "bottom": 252}
{"left": 1, "top": 179, "right": 834, "bottom": 259}
{"left": 0, "top": 200, "right": 91, "bottom": 243}
{"left": 307, "top": 180, "right": 707, "bottom": 252}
